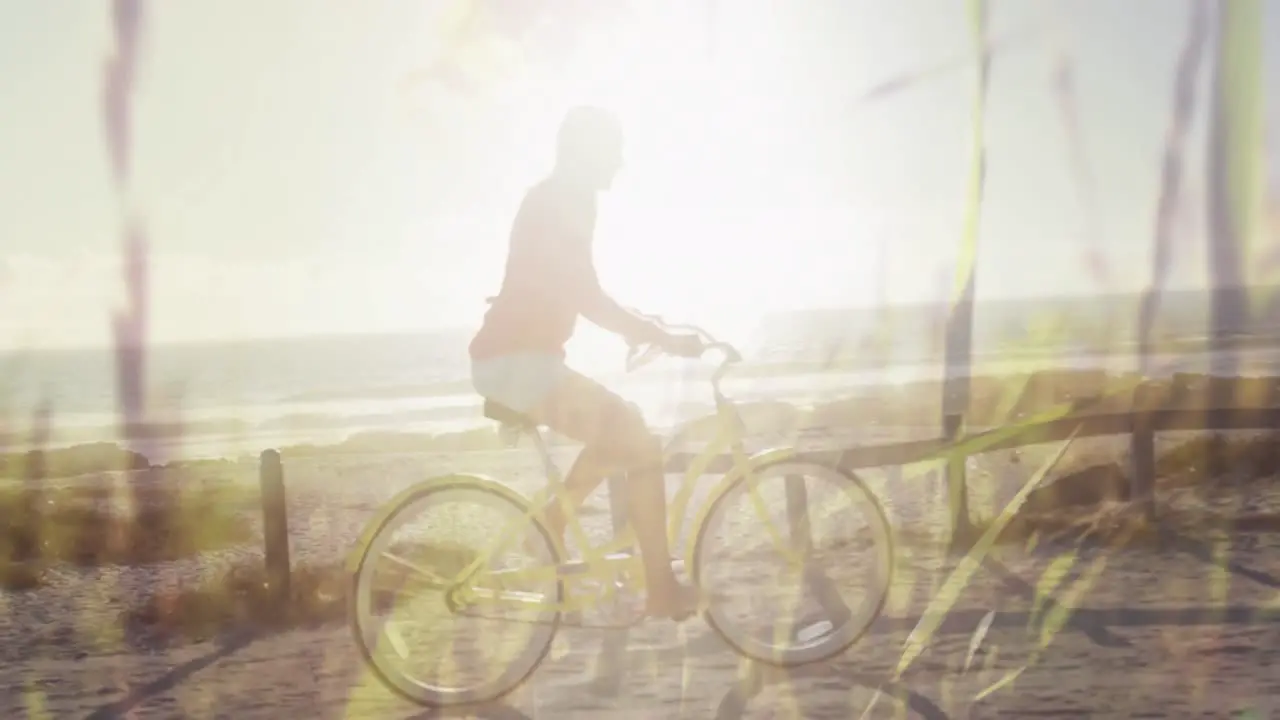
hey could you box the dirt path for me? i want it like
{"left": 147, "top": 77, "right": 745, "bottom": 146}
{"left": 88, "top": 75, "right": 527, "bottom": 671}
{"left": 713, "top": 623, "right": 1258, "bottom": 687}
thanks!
{"left": 8, "top": 530, "right": 1280, "bottom": 719}
{"left": 7, "top": 447, "right": 1280, "bottom": 718}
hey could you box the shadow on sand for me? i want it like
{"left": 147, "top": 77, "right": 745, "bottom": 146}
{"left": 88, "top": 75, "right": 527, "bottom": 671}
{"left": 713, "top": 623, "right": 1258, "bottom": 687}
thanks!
{"left": 81, "top": 522, "right": 1280, "bottom": 718}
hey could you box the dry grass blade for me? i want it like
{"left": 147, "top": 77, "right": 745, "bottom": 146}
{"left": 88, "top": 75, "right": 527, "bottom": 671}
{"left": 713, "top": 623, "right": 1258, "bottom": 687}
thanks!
{"left": 975, "top": 522, "right": 1132, "bottom": 702}
{"left": 849, "top": 15, "right": 1048, "bottom": 108}
{"left": 963, "top": 610, "right": 995, "bottom": 673}
{"left": 1034, "top": 536, "right": 1116, "bottom": 646}
{"left": 1047, "top": 2, "right": 1124, "bottom": 319}
{"left": 1138, "top": 0, "right": 1211, "bottom": 370}
{"left": 1052, "top": 46, "right": 1108, "bottom": 290}
{"left": 1206, "top": 0, "right": 1263, "bottom": 380}
{"left": 1220, "top": 1, "right": 1266, "bottom": 297}
{"left": 948, "top": 0, "right": 991, "bottom": 312}
{"left": 125, "top": 561, "right": 349, "bottom": 643}
{"left": 936, "top": 0, "right": 992, "bottom": 474}
{"left": 0, "top": 485, "right": 256, "bottom": 590}
{"left": 125, "top": 539, "right": 480, "bottom": 643}
{"left": 895, "top": 423, "right": 1081, "bottom": 680}
{"left": 1028, "top": 551, "right": 1076, "bottom": 627}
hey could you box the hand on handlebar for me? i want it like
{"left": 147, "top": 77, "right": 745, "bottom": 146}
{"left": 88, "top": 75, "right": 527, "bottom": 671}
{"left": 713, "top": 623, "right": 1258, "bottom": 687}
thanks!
{"left": 625, "top": 334, "right": 743, "bottom": 375}
{"left": 622, "top": 307, "right": 743, "bottom": 371}
{"left": 624, "top": 332, "right": 700, "bottom": 372}
{"left": 656, "top": 331, "right": 705, "bottom": 358}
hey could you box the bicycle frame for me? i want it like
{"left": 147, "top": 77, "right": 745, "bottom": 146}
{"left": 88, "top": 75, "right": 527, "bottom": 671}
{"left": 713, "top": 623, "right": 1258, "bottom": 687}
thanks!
{"left": 446, "top": 399, "right": 802, "bottom": 619}
{"left": 350, "top": 323, "right": 805, "bottom": 620}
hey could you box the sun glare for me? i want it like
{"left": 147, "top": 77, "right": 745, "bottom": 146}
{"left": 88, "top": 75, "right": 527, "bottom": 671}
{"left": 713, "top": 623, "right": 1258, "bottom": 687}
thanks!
{"left": 407, "top": 3, "right": 876, "bottom": 372}
{"left": 535, "top": 2, "right": 840, "bottom": 370}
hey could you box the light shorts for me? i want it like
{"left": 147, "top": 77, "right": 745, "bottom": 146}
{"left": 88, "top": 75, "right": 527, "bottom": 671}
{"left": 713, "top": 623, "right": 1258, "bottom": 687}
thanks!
{"left": 470, "top": 352, "right": 569, "bottom": 414}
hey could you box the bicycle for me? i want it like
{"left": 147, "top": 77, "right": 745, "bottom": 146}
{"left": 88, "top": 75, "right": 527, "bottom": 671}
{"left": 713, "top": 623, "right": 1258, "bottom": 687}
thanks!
{"left": 346, "top": 321, "right": 895, "bottom": 708}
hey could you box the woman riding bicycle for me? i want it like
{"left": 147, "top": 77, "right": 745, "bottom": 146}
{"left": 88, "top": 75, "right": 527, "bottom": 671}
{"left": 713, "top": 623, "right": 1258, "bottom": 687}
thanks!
{"left": 469, "top": 106, "right": 705, "bottom": 621}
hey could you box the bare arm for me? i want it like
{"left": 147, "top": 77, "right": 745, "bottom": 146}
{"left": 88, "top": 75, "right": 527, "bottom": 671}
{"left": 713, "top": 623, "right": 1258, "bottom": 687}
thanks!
{"left": 512, "top": 182, "right": 666, "bottom": 346}
{"left": 575, "top": 239, "right": 665, "bottom": 345}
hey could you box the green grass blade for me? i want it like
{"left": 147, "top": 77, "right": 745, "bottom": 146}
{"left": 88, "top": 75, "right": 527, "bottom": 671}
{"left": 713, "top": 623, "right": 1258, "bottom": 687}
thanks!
{"left": 895, "top": 423, "right": 1081, "bottom": 679}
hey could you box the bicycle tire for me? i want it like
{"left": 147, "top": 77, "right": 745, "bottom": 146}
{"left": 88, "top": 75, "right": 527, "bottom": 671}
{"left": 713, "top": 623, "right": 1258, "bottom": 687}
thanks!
{"left": 691, "top": 456, "right": 894, "bottom": 667}
{"left": 349, "top": 476, "right": 563, "bottom": 708}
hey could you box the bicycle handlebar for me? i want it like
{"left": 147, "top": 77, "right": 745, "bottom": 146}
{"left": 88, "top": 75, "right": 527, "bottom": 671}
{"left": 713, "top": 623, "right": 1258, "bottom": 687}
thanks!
{"left": 622, "top": 312, "right": 743, "bottom": 385}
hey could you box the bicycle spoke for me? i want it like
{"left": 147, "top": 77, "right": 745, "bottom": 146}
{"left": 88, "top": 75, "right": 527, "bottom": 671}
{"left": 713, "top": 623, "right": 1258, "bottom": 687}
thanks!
{"left": 460, "top": 587, "right": 553, "bottom": 607}
{"left": 351, "top": 483, "right": 563, "bottom": 707}
{"left": 382, "top": 551, "right": 453, "bottom": 588}
{"left": 696, "top": 459, "right": 893, "bottom": 667}
{"left": 480, "top": 563, "right": 559, "bottom": 584}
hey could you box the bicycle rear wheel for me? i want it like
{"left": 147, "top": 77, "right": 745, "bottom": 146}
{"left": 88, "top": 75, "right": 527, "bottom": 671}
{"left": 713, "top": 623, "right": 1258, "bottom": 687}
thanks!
{"left": 692, "top": 457, "right": 893, "bottom": 667}
{"left": 349, "top": 477, "right": 562, "bottom": 707}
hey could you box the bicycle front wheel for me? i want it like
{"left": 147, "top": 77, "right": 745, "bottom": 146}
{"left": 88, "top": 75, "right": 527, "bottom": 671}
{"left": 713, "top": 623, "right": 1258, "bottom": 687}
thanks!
{"left": 349, "top": 477, "right": 563, "bottom": 708}
{"left": 692, "top": 457, "right": 893, "bottom": 667}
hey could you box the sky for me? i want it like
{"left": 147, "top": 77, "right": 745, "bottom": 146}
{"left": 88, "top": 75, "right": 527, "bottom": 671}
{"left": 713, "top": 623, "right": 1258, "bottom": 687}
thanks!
{"left": 1, "top": 0, "right": 1278, "bottom": 350}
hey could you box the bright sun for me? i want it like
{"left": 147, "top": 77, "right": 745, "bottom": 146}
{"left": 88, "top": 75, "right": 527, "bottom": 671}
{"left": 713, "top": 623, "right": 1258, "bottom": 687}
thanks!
{"left": 540, "top": 3, "right": 818, "bottom": 369}
{"left": 414, "top": 2, "right": 868, "bottom": 372}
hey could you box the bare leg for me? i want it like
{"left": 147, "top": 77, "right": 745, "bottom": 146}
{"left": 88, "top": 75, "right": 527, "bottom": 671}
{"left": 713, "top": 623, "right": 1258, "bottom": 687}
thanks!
{"left": 528, "top": 369, "right": 697, "bottom": 619}
{"left": 544, "top": 441, "right": 676, "bottom": 568}
{"left": 616, "top": 442, "right": 692, "bottom": 615}
{"left": 538, "top": 444, "right": 609, "bottom": 544}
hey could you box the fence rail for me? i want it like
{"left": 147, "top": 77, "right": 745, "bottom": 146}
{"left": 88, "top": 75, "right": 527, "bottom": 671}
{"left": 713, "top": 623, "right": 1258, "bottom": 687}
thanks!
{"left": 241, "top": 381, "right": 1280, "bottom": 698}
{"left": 666, "top": 405, "right": 1280, "bottom": 472}
{"left": 255, "top": 383, "right": 1280, "bottom": 610}
{"left": 662, "top": 389, "right": 1280, "bottom": 545}
{"left": 858, "top": 405, "right": 1278, "bottom": 461}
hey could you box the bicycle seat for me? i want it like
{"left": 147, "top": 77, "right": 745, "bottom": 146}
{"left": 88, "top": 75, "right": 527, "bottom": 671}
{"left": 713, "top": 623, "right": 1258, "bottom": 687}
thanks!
{"left": 483, "top": 400, "right": 540, "bottom": 431}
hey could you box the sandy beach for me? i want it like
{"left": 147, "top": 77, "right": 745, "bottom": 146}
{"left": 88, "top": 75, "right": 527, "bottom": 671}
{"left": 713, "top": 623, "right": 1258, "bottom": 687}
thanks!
{"left": 8, "top": 0, "right": 1277, "bottom": 714}
{"left": 4, "top": 435, "right": 1280, "bottom": 719}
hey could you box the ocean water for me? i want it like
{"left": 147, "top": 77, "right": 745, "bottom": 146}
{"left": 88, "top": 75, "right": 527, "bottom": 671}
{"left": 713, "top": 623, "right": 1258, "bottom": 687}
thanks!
{"left": 0, "top": 328, "right": 791, "bottom": 458}
{"left": 1, "top": 331, "right": 477, "bottom": 456}
{"left": 4, "top": 308, "right": 1280, "bottom": 461}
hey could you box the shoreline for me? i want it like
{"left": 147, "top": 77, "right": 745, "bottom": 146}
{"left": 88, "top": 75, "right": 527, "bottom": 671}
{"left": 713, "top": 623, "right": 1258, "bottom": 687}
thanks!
{"left": 9, "top": 337, "right": 1280, "bottom": 457}
{"left": 6, "top": 365, "right": 1280, "bottom": 476}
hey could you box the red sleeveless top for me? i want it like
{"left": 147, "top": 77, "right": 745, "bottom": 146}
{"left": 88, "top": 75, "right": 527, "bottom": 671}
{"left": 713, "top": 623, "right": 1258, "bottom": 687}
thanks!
{"left": 469, "top": 177, "right": 658, "bottom": 361}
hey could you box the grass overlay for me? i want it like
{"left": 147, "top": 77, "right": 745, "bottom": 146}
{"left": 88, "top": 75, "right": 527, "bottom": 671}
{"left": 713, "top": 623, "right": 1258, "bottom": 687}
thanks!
{"left": 125, "top": 561, "right": 348, "bottom": 643}
{"left": 895, "top": 422, "right": 1081, "bottom": 679}
{"left": 88, "top": 429, "right": 1280, "bottom": 651}
{"left": 123, "top": 540, "right": 479, "bottom": 645}
{"left": 1, "top": 1, "right": 1273, "bottom": 716}
{"left": 0, "top": 481, "right": 258, "bottom": 591}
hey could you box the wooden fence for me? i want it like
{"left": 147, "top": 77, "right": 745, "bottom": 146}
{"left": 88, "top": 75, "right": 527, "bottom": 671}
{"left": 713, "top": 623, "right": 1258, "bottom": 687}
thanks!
{"left": 665, "top": 396, "right": 1280, "bottom": 543}
{"left": 252, "top": 381, "right": 1280, "bottom": 607}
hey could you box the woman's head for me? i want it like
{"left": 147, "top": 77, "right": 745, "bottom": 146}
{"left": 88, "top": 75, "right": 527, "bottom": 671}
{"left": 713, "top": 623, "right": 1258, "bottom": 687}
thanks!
{"left": 554, "top": 105, "right": 624, "bottom": 191}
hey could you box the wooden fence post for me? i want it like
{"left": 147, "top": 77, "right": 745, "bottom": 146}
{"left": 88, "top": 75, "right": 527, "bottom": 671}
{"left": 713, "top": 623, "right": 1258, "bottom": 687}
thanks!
{"left": 259, "top": 449, "right": 291, "bottom": 612}
{"left": 785, "top": 473, "right": 853, "bottom": 638}
{"left": 1129, "top": 383, "right": 1157, "bottom": 521}
{"left": 784, "top": 474, "right": 811, "bottom": 550}
{"left": 942, "top": 412, "right": 974, "bottom": 550}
